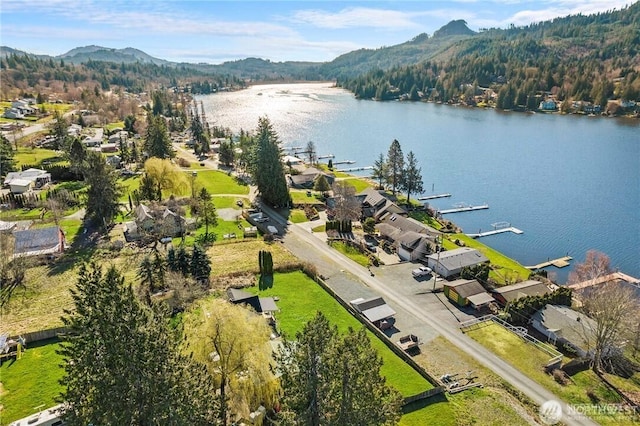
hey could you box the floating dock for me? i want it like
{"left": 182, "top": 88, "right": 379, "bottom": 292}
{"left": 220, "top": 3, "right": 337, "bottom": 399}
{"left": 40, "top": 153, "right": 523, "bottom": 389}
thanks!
{"left": 318, "top": 154, "right": 335, "bottom": 159}
{"left": 439, "top": 203, "right": 489, "bottom": 214}
{"left": 418, "top": 193, "right": 452, "bottom": 201}
{"left": 467, "top": 222, "right": 523, "bottom": 238}
{"left": 334, "top": 160, "right": 356, "bottom": 165}
{"left": 467, "top": 227, "right": 523, "bottom": 238}
{"left": 525, "top": 256, "right": 573, "bottom": 270}
{"left": 336, "top": 166, "right": 373, "bottom": 172}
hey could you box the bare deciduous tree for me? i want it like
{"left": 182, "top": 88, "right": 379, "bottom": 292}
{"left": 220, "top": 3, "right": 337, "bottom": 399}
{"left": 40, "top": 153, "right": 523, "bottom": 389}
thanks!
{"left": 569, "top": 250, "right": 640, "bottom": 372}
{"left": 331, "top": 181, "right": 361, "bottom": 221}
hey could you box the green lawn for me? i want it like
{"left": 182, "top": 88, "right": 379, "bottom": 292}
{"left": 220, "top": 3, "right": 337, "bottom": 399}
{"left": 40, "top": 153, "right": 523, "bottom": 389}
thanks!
{"left": 118, "top": 175, "right": 141, "bottom": 202}
{"left": 444, "top": 234, "right": 530, "bottom": 285}
{"left": 248, "top": 271, "right": 432, "bottom": 397}
{"left": 14, "top": 148, "right": 62, "bottom": 168}
{"left": 193, "top": 170, "right": 249, "bottom": 195}
{"left": 341, "top": 177, "right": 372, "bottom": 193}
{"left": 329, "top": 241, "right": 371, "bottom": 266}
{"left": 289, "top": 209, "right": 308, "bottom": 223}
{"left": 408, "top": 210, "right": 443, "bottom": 230}
{"left": 212, "top": 196, "right": 247, "bottom": 210}
{"left": 0, "top": 339, "right": 65, "bottom": 424}
{"left": 104, "top": 121, "right": 125, "bottom": 131}
{"left": 466, "top": 322, "right": 631, "bottom": 425}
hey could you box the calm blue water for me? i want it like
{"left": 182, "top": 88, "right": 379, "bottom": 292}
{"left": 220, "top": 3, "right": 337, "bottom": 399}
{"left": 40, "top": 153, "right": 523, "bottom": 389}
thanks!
{"left": 199, "top": 83, "right": 640, "bottom": 283}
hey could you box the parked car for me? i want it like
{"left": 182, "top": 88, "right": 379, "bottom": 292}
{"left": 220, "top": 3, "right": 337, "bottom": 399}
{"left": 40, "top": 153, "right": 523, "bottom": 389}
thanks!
{"left": 412, "top": 266, "right": 432, "bottom": 278}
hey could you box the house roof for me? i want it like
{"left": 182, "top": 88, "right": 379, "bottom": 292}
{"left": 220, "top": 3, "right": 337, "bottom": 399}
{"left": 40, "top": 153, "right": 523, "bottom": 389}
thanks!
{"left": 397, "top": 231, "right": 426, "bottom": 249}
{"left": 0, "top": 220, "right": 17, "bottom": 232}
{"left": 427, "top": 247, "right": 488, "bottom": 271}
{"left": 350, "top": 296, "right": 396, "bottom": 322}
{"left": 226, "top": 288, "right": 278, "bottom": 313}
{"left": 531, "top": 304, "right": 596, "bottom": 350}
{"left": 378, "top": 212, "right": 440, "bottom": 236}
{"left": 444, "top": 279, "right": 486, "bottom": 298}
{"left": 492, "top": 280, "right": 549, "bottom": 303}
{"left": 359, "top": 187, "right": 388, "bottom": 208}
{"left": 13, "top": 226, "right": 62, "bottom": 257}
{"left": 4, "top": 169, "right": 50, "bottom": 186}
{"left": 467, "top": 292, "right": 495, "bottom": 307}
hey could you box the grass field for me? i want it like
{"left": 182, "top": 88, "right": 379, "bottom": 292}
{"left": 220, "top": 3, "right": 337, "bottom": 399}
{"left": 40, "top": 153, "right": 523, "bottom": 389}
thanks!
{"left": 289, "top": 209, "right": 308, "bottom": 223}
{"left": 14, "top": 148, "right": 62, "bottom": 168}
{"left": 340, "top": 177, "right": 372, "bottom": 193}
{"left": 466, "top": 322, "right": 633, "bottom": 425}
{"left": 329, "top": 241, "right": 371, "bottom": 266}
{"left": 247, "top": 271, "right": 433, "bottom": 397}
{"left": 207, "top": 239, "right": 299, "bottom": 277}
{"left": 194, "top": 170, "right": 249, "bottom": 195}
{"left": 0, "top": 339, "right": 65, "bottom": 424}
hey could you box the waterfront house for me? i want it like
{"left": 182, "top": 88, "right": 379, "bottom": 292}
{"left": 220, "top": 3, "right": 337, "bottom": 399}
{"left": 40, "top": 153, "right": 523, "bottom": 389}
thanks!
{"left": 539, "top": 100, "right": 557, "bottom": 111}
{"left": 443, "top": 279, "right": 494, "bottom": 309}
{"left": 530, "top": 304, "right": 597, "bottom": 357}
{"left": 491, "top": 280, "right": 550, "bottom": 306}
{"left": 425, "top": 247, "right": 489, "bottom": 279}
{"left": 376, "top": 213, "right": 440, "bottom": 262}
{"left": 288, "top": 167, "right": 335, "bottom": 189}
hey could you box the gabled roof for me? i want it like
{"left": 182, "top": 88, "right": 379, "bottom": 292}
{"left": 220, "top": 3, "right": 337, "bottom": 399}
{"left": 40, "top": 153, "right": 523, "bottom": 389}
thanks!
{"left": 350, "top": 296, "right": 396, "bottom": 323}
{"left": 359, "top": 187, "right": 387, "bottom": 208}
{"left": 427, "top": 247, "right": 488, "bottom": 270}
{"left": 531, "top": 304, "right": 596, "bottom": 349}
{"left": 397, "top": 231, "right": 426, "bottom": 249}
{"left": 226, "top": 288, "right": 279, "bottom": 313}
{"left": 492, "top": 280, "right": 549, "bottom": 303}
{"left": 444, "top": 279, "right": 486, "bottom": 298}
{"left": 378, "top": 212, "right": 440, "bottom": 236}
{"left": 13, "top": 226, "right": 62, "bottom": 257}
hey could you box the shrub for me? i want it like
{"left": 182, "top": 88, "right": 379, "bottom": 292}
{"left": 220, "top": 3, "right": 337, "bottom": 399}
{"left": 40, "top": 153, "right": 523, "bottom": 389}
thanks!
{"left": 552, "top": 369, "right": 569, "bottom": 385}
{"left": 176, "top": 157, "right": 191, "bottom": 168}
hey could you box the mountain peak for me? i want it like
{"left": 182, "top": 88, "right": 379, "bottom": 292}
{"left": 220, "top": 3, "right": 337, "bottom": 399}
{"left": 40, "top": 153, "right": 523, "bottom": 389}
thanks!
{"left": 433, "top": 20, "right": 476, "bottom": 38}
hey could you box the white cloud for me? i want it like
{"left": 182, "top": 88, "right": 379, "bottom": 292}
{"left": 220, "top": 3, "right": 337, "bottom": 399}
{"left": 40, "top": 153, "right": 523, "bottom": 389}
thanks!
{"left": 290, "top": 7, "right": 423, "bottom": 30}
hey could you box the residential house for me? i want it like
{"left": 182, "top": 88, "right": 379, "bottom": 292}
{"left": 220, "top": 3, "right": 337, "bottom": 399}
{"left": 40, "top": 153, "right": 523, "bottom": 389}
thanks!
{"left": 376, "top": 212, "right": 441, "bottom": 260}
{"left": 227, "top": 287, "right": 279, "bottom": 314}
{"left": 105, "top": 155, "right": 122, "bottom": 168}
{"left": 358, "top": 187, "right": 406, "bottom": 220}
{"left": 3, "top": 168, "right": 51, "bottom": 194}
{"left": 491, "top": 280, "right": 550, "bottom": 306}
{"left": 539, "top": 100, "right": 557, "bottom": 111}
{"left": 123, "top": 204, "right": 195, "bottom": 242}
{"left": 425, "top": 247, "right": 489, "bottom": 279}
{"left": 3, "top": 108, "right": 24, "bottom": 119}
{"left": 12, "top": 226, "right": 66, "bottom": 259}
{"left": 350, "top": 296, "right": 396, "bottom": 330}
{"left": 288, "top": 167, "right": 335, "bottom": 189}
{"left": 443, "top": 279, "right": 494, "bottom": 309}
{"left": 530, "top": 304, "right": 597, "bottom": 358}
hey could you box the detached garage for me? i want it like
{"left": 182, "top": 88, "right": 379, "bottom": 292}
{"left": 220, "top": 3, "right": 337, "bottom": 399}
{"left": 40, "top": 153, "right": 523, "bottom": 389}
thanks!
{"left": 443, "top": 279, "right": 493, "bottom": 309}
{"left": 426, "top": 247, "right": 489, "bottom": 278}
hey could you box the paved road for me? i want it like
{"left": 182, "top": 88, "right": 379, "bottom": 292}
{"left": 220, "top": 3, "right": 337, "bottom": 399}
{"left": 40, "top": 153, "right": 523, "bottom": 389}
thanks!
{"left": 260, "top": 203, "right": 597, "bottom": 426}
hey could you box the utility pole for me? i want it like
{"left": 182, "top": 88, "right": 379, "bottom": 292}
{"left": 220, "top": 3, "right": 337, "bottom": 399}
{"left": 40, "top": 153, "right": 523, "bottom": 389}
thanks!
{"left": 432, "top": 236, "right": 442, "bottom": 292}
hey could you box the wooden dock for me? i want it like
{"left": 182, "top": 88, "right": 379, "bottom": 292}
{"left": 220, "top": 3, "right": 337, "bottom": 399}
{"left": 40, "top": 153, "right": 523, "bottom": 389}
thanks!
{"left": 526, "top": 256, "right": 572, "bottom": 270}
{"left": 467, "top": 227, "right": 523, "bottom": 238}
{"left": 337, "top": 166, "right": 373, "bottom": 172}
{"left": 318, "top": 154, "right": 335, "bottom": 159}
{"left": 418, "top": 193, "right": 452, "bottom": 201}
{"left": 439, "top": 204, "right": 489, "bottom": 214}
{"left": 334, "top": 160, "right": 356, "bottom": 165}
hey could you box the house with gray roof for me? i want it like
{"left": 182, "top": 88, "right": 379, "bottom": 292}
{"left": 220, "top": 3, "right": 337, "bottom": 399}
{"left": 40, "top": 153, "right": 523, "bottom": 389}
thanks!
{"left": 375, "top": 211, "right": 440, "bottom": 262}
{"left": 530, "top": 304, "right": 597, "bottom": 358}
{"left": 12, "top": 226, "right": 65, "bottom": 259}
{"left": 288, "top": 167, "right": 335, "bottom": 189}
{"left": 3, "top": 168, "right": 51, "bottom": 194}
{"left": 425, "top": 247, "right": 489, "bottom": 278}
{"left": 226, "top": 288, "right": 278, "bottom": 313}
{"left": 491, "top": 280, "right": 550, "bottom": 305}
{"left": 350, "top": 296, "right": 396, "bottom": 330}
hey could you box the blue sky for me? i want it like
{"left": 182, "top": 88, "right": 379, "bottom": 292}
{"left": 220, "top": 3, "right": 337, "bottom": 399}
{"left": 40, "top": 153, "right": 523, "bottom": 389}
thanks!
{"left": 1, "top": 1, "right": 634, "bottom": 64}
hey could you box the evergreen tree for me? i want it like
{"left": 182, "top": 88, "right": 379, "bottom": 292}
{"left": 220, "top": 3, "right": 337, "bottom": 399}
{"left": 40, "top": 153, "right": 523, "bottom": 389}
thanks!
{"left": 0, "top": 134, "right": 16, "bottom": 178}
{"left": 84, "top": 151, "right": 122, "bottom": 229}
{"left": 197, "top": 187, "right": 218, "bottom": 239}
{"left": 144, "top": 114, "right": 174, "bottom": 159}
{"left": 401, "top": 151, "right": 424, "bottom": 205}
{"left": 250, "top": 117, "right": 290, "bottom": 207}
{"left": 50, "top": 110, "right": 70, "bottom": 151}
{"left": 277, "top": 312, "right": 402, "bottom": 425}
{"left": 313, "top": 174, "right": 331, "bottom": 195}
{"left": 59, "top": 263, "right": 219, "bottom": 425}
{"left": 371, "top": 153, "right": 387, "bottom": 190}
{"left": 218, "top": 140, "right": 235, "bottom": 166}
{"left": 137, "top": 255, "right": 156, "bottom": 297}
{"left": 176, "top": 245, "right": 190, "bottom": 276}
{"left": 68, "top": 138, "right": 86, "bottom": 177}
{"left": 386, "top": 139, "right": 404, "bottom": 195}
{"left": 190, "top": 244, "right": 211, "bottom": 284}
{"left": 167, "top": 246, "right": 178, "bottom": 271}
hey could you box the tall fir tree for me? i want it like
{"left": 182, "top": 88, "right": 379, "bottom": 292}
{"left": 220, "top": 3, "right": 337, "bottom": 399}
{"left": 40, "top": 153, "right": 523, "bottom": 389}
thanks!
{"left": 84, "top": 150, "right": 122, "bottom": 229}
{"left": 0, "top": 134, "right": 16, "bottom": 178}
{"left": 401, "top": 150, "right": 424, "bottom": 205}
{"left": 59, "top": 263, "right": 219, "bottom": 425}
{"left": 144, "top": 114, "right": 174, "bottom": 159}
{"left": 250, "top": 117, "right": 290, "bottom": 207}
{"left": 386, "top": 139, "right": 404, "bottom": 195}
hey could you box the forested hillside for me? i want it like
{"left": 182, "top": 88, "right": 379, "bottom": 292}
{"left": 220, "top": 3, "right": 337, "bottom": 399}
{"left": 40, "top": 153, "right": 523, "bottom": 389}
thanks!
{"left": 338, "top": 3, "right": 640, "bottom": 113}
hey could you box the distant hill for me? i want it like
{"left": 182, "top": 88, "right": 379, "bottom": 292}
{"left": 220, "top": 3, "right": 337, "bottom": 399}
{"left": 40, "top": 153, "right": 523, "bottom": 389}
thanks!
{"left": 59, "top": 45, "right": 170, "bottom": 65}
{"left": 317, "top": 20, "right": 476, "bottom": 80}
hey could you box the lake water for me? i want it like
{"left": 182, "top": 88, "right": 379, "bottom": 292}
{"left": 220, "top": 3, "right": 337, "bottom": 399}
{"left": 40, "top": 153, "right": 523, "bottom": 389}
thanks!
{"left": 199, "top": 83, "right": 640, "bottom": 283}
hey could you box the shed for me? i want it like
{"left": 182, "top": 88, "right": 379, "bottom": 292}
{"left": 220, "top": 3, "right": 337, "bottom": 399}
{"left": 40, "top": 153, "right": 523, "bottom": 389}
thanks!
{"left": 12, "top": 226, "right": 65, "bottom": 258}
{"left": 350, "top": 296, "right": 396, "bottom": 329}
{"left": 227, "top": 288, "right": 278, "bottom": 313}
{"left": 491, "top": 280, "right": 549, "bottom": 305}
{"left": 443, "top": 279, "right": 492, "bottom": 308}
{"left": 426, "top": 247, "right": 489, "bottom": 278}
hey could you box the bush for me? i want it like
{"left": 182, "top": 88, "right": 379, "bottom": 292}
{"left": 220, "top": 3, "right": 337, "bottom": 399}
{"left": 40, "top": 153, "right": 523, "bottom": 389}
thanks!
{"left": 176, "top": 157, "right": 191, "bottom": 168}
{"left": 552, "top": 369, "right": 570, "bottom": 385}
